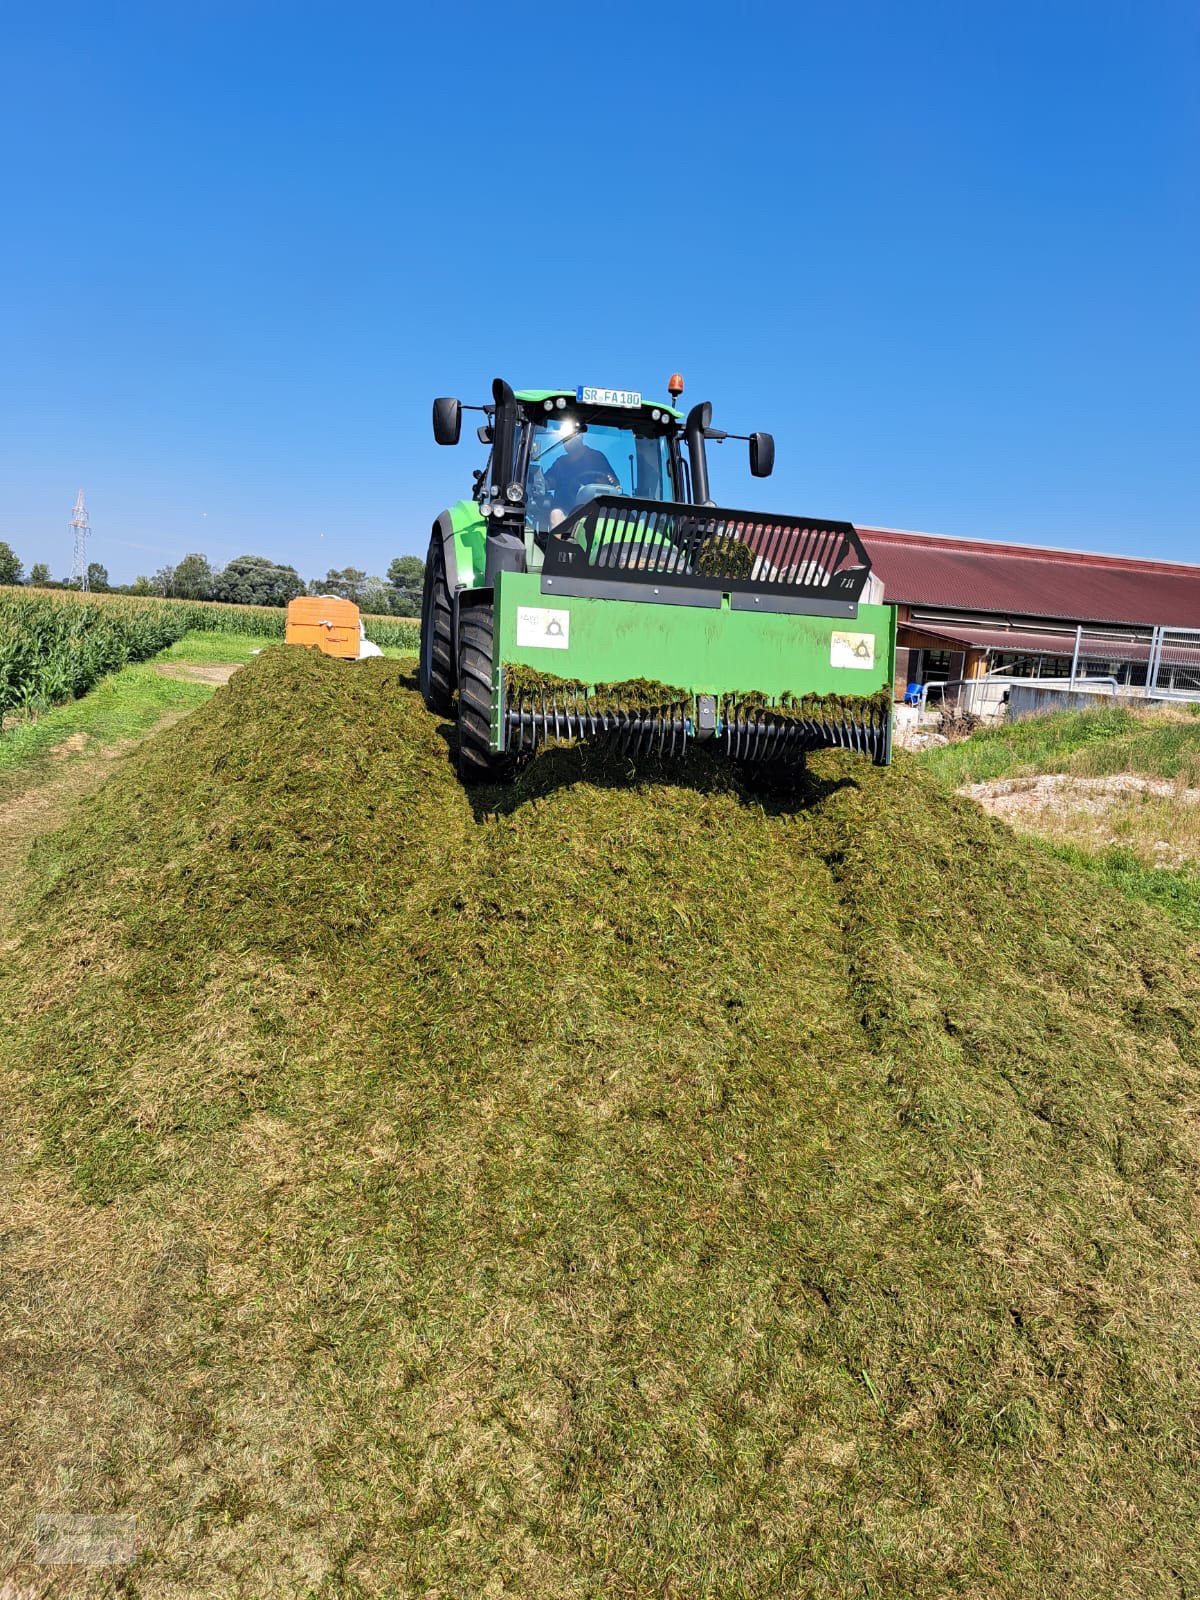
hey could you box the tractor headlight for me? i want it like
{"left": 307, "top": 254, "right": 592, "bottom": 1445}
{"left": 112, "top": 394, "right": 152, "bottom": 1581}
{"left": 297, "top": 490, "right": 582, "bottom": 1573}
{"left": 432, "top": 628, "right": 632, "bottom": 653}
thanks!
{"left": 506, "top": 483, "right": 523, "bottom": 503}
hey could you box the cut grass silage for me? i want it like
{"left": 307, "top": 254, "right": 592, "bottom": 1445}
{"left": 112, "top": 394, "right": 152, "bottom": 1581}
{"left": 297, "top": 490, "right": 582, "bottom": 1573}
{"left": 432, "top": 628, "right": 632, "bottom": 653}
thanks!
{"left": 2, "top": 646, "right": 1200, "bottom": 1597}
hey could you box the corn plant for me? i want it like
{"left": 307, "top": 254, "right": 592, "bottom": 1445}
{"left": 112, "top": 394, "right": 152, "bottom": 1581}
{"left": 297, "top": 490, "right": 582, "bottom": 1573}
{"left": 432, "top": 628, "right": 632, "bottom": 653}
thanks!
{"left": 0, "top": 587, "right": 420, "bottom": 722}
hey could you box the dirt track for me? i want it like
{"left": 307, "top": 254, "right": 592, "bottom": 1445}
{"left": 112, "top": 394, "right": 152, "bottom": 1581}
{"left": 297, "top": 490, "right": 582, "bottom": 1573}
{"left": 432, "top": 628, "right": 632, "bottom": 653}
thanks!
{"left": 0, "top": 711, "right": 193, "bottom": 897}
{"left": 0, "top": 663, "right": 245, "bottom": 899}
{"left": 963, "top": 772, "right": 1200, "bottom": 867}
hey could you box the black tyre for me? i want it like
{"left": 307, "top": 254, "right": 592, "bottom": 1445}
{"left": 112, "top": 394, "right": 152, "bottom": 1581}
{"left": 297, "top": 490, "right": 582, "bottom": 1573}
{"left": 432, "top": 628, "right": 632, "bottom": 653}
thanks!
{"left": 419, "top": 533, "right": 454, "bottom": 716}
{"left": 457, "top": 602, "right": 516, "bottom": 785}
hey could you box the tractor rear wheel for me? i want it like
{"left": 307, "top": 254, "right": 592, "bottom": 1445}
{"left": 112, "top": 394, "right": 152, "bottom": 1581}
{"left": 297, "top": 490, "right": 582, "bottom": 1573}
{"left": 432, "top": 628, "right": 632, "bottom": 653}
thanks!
{"left": 457, "top": 602, "right": 515, "bottom": 784}
{"left": 419, "top": 533, "right": 454, "bottom": 716}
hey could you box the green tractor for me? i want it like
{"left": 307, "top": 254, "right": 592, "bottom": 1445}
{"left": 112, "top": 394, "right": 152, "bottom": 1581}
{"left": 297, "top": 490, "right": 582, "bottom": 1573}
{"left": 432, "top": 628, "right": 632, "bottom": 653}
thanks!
{"left": 420, "top": 376, "right": 896, "bottom": 784}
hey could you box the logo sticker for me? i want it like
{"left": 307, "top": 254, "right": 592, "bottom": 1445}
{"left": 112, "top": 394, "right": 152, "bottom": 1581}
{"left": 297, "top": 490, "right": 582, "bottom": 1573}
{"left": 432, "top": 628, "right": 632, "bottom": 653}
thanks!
{"left": 830, "top": 631, "right": 875, "bottom": 670}
{"left": 516, "top": 607, "right": 570, "bottom": 649}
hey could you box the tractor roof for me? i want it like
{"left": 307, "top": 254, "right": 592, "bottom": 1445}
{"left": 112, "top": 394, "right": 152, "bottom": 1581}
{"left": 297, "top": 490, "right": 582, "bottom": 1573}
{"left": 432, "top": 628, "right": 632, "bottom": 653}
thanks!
{"left": 514, "top": 388, "right": 683, "bottom": 421}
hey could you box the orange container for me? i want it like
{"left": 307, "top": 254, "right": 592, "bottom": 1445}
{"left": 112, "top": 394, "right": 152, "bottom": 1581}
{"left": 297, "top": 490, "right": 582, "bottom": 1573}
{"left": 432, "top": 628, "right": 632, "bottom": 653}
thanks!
{"left": 285, "top": 596, "right": 361, "bottom": 658}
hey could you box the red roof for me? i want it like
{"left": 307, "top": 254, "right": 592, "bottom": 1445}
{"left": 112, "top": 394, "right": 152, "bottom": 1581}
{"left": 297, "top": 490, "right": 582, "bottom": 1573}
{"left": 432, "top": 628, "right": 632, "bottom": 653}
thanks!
{"left": 858, "top": 526, "right": 1200, "bottom": 628}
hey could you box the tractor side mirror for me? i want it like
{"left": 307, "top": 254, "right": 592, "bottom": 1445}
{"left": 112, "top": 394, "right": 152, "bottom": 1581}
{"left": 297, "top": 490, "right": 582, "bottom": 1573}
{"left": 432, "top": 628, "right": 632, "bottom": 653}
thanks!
{"left": 433, "top": 397, "right": 462, "bottom": 446}
{"left": 749, "top": 431, "right": 775, "bottom": 477}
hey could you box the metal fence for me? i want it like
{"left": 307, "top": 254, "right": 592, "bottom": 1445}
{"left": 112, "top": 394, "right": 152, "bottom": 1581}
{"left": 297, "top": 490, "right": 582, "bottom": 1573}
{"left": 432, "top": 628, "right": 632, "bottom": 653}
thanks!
{"left": 1146, "top": 627, "right": 1200, "bottom": 697}
{"left": 987, "top": 623, "right": 1200, "bottom": 700}
{"left": 911, "top": 622, "right": 1200, "bottom": 721}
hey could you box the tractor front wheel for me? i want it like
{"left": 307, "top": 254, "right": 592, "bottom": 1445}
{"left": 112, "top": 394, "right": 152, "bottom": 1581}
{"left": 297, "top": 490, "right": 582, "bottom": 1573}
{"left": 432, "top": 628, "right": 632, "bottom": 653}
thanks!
{"left": 419, "top": 533, "right": 454, "bottom": 716}
{"left": 457, "top": 602, "right": 515, "bottom": 785}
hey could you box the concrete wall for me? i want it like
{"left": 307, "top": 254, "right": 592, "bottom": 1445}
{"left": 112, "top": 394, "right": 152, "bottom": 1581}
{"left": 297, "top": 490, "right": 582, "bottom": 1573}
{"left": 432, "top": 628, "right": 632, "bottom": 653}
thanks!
{"left": 1006, "top": 683, "right": 1121, "bottom": 719}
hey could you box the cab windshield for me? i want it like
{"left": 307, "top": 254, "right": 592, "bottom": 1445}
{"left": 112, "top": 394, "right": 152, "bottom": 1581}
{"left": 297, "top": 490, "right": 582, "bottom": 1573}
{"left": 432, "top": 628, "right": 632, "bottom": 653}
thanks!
{"left": 524, "top": 416, "right": 674, "bottom": 537}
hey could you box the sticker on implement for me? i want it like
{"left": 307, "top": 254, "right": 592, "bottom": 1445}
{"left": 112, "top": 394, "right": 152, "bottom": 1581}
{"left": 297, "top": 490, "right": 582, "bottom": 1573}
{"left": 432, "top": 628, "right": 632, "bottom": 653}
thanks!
{"left": 831, "top": 630, "right": 875, "bottom": 670}
{"left": 516, "top": 606, "right": 570, "bottom": 650}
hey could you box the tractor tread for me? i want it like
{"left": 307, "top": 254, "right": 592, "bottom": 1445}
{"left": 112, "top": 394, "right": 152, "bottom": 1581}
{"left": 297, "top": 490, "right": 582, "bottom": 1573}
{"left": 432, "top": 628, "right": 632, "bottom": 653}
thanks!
{"left": 457, "top": 603, "right": 515, "bottom": 784}
{"left": 419, "top": 534, "right": 454, "bottom": 716}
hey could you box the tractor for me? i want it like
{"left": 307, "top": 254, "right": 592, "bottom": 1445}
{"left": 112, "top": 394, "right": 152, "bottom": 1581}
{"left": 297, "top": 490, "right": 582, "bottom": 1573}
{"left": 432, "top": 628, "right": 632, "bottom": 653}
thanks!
{"left": 420, "top": 376, "right": 896, "bottom": 784}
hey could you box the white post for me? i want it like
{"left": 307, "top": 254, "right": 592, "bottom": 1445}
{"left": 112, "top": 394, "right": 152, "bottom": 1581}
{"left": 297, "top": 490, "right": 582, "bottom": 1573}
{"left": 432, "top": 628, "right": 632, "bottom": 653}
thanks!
{"left": 1069, "top": 625, "right": 1082, "bottom": 690}
{"left": 1146, "top": 626, "right": 1161, "bottom": 698}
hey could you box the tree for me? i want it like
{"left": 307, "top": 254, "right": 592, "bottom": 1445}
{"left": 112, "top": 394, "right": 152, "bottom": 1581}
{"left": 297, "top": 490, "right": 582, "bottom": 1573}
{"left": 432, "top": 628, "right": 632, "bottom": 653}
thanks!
{"left": 311, "top": 567, "right": 367, "bottom": 603}
{"left": 387, "top": 555, "right": 425, "bottom": 591}
{"left": 0, "top": 541, "right": 23, "bottom": 585}
{"left": 29, "top": 562, "right": 50, "bottom": 586}
{"left": 212, "top": 555, "right": 305, "bottom": 608}
{"left": 151, "top": 565, "right": 176, "bottom": 597}
{"left": 172, "top": 552, "right": 214, "bottom": 600}
{"left": 358, "top": 577, "right": 394, "bottom": 616}
{"left": 86, "top": 562, "right": 110, "bottom": 592}
{"left": 386, "top": 553, "right": 425, "bottom": 617}
{"left": 130, "top": 575, "right": 153, "bottom": 595}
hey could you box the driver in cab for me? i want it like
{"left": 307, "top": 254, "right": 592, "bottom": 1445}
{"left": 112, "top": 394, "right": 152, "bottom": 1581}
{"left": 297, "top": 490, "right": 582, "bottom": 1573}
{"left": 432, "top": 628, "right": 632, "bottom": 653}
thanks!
{"left": 545, "top": 428, "right": 620, "bottom": 520}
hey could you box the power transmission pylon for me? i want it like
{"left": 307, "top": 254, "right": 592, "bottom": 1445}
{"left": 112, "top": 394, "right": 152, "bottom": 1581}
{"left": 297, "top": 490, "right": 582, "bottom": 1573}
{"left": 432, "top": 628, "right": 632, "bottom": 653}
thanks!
{"left": 69, "top": 490, "right": 90, "bottom": 590}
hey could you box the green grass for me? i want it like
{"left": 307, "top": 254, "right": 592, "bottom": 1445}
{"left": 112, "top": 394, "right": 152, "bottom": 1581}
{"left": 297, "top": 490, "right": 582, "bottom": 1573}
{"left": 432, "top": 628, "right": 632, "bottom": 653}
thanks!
{"left": 2, "top": 650, "right": 1199, "bottom": 1596}
{"left": 156, "top": 628, "right": 277, "bottom": 664}
{"left": 1039, "top": 841, "right": 1200, "bottom": 933}
{"left": 919, "top": 706, "right": 1200, "bottom": 936}
{"left": 0, "top": 631, "right": 275, "bottom": 800}
{"left": 921, "top": 704, "right": 1200, "bottom": 788}
{"left": 0, "top": 663, "right": 208, "bottom": 786}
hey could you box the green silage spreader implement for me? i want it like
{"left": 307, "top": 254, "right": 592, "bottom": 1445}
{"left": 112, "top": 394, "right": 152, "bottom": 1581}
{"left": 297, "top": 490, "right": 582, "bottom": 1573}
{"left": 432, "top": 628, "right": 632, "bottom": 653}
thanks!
{"left": 420, "top": 376, "right": 896, "bottom": 784}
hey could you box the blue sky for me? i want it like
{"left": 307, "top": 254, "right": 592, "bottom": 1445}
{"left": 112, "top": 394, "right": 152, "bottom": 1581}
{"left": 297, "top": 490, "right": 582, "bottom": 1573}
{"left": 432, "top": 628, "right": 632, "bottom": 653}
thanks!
{"left": 1, "top": 0, "right": 1196, "bottom": 585}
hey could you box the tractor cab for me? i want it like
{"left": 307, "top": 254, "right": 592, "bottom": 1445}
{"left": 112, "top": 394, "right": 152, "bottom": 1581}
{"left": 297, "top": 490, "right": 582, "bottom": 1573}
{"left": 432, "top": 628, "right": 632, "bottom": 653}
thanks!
{"left": 433, "top": 378, "right": 776, "bottom": 574}
{"left": 517, "top": 399, "right": 679, "bottom": 540}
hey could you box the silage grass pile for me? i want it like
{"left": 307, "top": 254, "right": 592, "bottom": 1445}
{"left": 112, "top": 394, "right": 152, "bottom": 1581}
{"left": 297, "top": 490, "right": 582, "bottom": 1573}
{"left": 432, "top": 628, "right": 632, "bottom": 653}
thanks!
{"left": 2, "top": 646, "right": 1199, "bottom": 1598}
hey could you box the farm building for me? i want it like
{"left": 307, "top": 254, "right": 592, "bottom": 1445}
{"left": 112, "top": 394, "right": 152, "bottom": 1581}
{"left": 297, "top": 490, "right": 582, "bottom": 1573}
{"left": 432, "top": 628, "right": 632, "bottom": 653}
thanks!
{"left": 857, "top": 526, "right": 1200, "bottom": 715}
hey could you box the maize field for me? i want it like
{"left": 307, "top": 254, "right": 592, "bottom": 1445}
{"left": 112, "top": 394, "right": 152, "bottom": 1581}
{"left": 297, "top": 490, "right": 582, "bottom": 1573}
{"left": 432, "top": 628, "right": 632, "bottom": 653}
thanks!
{"left": 0, "top": 587, "right": 420, "bottom": 718}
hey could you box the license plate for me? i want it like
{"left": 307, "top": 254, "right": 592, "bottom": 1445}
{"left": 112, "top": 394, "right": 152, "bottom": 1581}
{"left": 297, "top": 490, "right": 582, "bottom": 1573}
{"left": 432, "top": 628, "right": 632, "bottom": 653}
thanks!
{"left": 576, "top": 386, "right": 641, "bottom": 408}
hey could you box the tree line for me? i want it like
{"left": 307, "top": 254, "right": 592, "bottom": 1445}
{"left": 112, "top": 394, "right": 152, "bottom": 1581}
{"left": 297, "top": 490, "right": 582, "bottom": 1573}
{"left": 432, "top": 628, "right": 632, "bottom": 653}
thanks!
{"left": 0, "top": 543, "right": 425, "bottom": 616}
